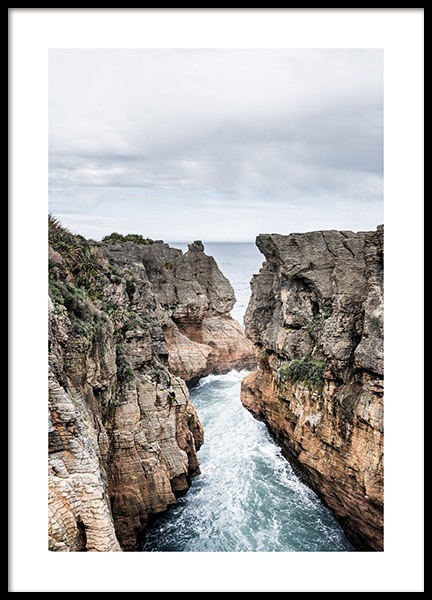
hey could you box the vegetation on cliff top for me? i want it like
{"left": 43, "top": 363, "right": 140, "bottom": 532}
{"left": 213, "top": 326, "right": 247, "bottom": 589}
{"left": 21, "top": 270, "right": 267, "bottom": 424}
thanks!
{"left": 49, "top": 216, "right": 151, "bottom": 378}
{"left": 49, "top": 214, "right": 102, "bottom": 293}
{"left": 101, "top": 232, "right": 154, "bottom": 245}
{"left": 49, "top": 213, "right": 163, "bottom": 338}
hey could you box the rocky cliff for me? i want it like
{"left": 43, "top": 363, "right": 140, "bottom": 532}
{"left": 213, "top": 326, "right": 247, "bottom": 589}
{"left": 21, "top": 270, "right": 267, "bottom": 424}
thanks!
{"left": 48, "top": 219, "right": 253, "bottom": 551}
{"left": 101, "top": 238, "right": 255, "bottom": 386}
{"left": 241, "top": 226, "right": 383, "bottom": 551}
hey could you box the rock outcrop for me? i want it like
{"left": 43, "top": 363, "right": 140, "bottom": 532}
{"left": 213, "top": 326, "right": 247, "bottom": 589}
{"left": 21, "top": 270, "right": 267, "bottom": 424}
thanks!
{"left": 241, "top": 226, "right": 383, "bottom": 551}
{"left": 101, "top": 238, "right": 255, "bottom": 386}
{"left": 48, "top": 220, "right": 252, "bottom": 551}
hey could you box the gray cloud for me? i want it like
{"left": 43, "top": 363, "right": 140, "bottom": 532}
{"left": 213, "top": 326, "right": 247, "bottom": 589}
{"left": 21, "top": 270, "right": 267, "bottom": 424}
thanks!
{"left": 49, "top": 49, "right": 383, "bottom": 242}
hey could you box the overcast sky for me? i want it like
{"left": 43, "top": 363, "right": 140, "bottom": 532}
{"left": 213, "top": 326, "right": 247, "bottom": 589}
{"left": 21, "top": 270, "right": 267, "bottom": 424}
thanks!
{"left": 49, "top": 49, "right": 383, "bottom": 243}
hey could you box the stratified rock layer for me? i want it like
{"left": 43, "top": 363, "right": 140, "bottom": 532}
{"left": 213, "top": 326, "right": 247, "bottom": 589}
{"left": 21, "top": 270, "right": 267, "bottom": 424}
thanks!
{"left": 241, "top": 226, "right": 383, "bottom": 551}
{"left": 49, "top": 224, "right": 252, "bottom": 551}
{"left": 101, "top": 239, "right": 255, "bottom": 386}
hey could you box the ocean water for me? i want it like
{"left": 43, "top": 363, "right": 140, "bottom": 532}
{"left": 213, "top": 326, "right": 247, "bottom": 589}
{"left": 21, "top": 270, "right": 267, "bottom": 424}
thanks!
{"left": 141, "top": 243, "right": 353, "bottom": 552}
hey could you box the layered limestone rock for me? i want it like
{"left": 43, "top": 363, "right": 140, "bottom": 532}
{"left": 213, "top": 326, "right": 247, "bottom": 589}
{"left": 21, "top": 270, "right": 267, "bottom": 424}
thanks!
{"left": 48, "top": 348, "right": 121, "bottom": 552}
{"left": 49, "top": 222, "right": 250, "bottom": 551}
{"left": 241, "top": 226, "right": 383, "bottom": 551}
{"left": 101, "top": 239, "right": 255, "bottom": 386}
{"left": 48, "top": 264, "right": 203, "bottom": 552}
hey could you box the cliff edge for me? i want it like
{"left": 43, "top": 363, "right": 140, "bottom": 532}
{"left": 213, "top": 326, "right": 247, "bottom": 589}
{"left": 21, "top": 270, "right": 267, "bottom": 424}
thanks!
{"left": 48, "top": 219, "right": 253, "bottom": 551}
{"left": 241, "top": 226, "right": 383, "bottom": 550}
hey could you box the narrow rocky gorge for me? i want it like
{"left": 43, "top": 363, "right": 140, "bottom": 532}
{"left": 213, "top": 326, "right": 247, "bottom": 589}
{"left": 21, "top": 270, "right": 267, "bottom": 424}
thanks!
{"left": 241, "top": 226, "right": 384, "bottom": 550}
{"left": 48, "top": 219, "right": 254, "bottom": 551}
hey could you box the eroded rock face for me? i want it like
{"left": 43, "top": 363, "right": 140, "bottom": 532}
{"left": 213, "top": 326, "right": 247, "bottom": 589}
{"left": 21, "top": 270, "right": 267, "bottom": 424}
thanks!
{"left": 48, "top": 285, "right": 203, "bottom": 552}
{"left": 49, "top": 226, "right": 250, "bottom": 551}
{"left": 100, "top": 239, "right": 255, "bottom": 385}
{"left": 241, "top": 226, "right": 383, "bottom": 551}
{"left": 48, "top": 360, "right": 121, "bottom": 552}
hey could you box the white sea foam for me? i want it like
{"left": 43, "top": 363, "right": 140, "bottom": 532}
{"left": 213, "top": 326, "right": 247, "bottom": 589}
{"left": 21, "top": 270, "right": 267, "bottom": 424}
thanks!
{"left": 142, "top": 368, "right": 353, "bottom": 552}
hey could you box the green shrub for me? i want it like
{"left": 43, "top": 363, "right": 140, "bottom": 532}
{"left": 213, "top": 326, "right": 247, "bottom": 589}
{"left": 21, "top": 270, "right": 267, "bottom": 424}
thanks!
{"left": 48, "top": 214, "right": 75, "bottom": 248}
{"left": 278, "top": 358, "right": 326, "bottom": 390}
{"left": 49, "top": 215, "right": 101, "bottom": 294}
{"left": 61, "top": 282, "right": 92, "bottom": 320}
{"left": 102, "top": 232, "right": 154, "bottom": 245}
{"left": 49, "top": 280, "right": 64, "bottom": 306}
